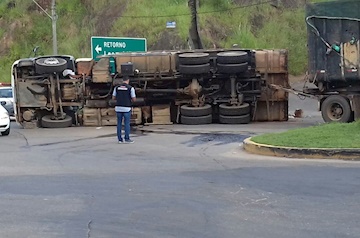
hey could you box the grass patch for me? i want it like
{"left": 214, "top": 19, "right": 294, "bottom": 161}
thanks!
{"left": 251, "top": 121, "right": 360, "bottom": 148}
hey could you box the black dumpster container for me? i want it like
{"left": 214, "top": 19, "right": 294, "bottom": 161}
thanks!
{"left": 306, "top": 0, "right": 360, "bottom": 90}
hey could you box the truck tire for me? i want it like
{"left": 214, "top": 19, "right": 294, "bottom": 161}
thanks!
{"left": 179, "top": 63, "right": 210, "bottom": 75}
{"left": 41, "top": 115, "right": 73, "bottom": 128}
{"left": 180, "top": 104, "right": 212, "bottom": 117}
{"left": 219, "top": 114, "right": 251, "bottom": 124}
{"left": 321, "top": 95, "right": 352, "bottom": 123}
{"left": 217, "top": 51, "right": 248, "bottom": 64}
{"left": 1, "top": 127, "right": 10, "bottom": 136}
{"left": 178, "top": 53, "right": 210, "bottom": 65}
{"left": 217, "top": 62, "right": 248, "bottom": 74}
{"left": 181, "top": 114, "right": 212, "bottom": 125}
{"left": 219, "top": 103, "right": 250, "bottom": 116}
{"left": 35, "top": 57, "right": 67, "bottom": 75}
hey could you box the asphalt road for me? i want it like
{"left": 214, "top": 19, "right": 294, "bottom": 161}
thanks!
{"left": 0, "top": 122, "right": 360, "bottom": 238}
{"left": 288, "top": 80, "right": 323, "bottom": 119}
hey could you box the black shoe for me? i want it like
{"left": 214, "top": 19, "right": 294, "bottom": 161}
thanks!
{"left": 125, "top": 139, "right": 134, "bottom": 144}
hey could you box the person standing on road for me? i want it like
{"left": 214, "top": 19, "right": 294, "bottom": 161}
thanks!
{"left": 112, "top": 76, "right": 136, "bottom": 144}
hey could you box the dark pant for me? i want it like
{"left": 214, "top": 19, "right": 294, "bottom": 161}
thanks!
{"left": 116, "top": 111, "right": 131, "bottom": 141}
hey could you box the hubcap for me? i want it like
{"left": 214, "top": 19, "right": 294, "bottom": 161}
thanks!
{"left": 44, "top": 58, "right": 60, "bottom": 65}
{"left": 329, "top": 103, "right": 343, "bottom": 120}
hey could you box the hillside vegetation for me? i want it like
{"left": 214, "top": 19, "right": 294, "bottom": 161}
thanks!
{"left": 0, "top": 0, "right": 329, "bottom": 82}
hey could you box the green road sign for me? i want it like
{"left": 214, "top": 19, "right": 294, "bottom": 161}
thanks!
{"left": 91, "top": 36, "right": 147, "bottom": 60}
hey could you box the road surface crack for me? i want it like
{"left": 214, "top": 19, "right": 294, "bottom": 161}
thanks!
{"left": 87, "top": 219, "right": 92, "bottom": 238}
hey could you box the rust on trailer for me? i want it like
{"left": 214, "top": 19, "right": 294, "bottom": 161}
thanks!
{"left": 115, "top": 52, "right": 177, "bottom": 75}
{"left": 254, "top": 100, "right": 288, "bottom": 122}
{"left": 255, "top": 49, "right": 288, "bottom": 74}
{"left": 259, "top": 74, "right": 288, "bottom": 101}
{"left": 254, "top": 49, "right": 289, "bottom": 121}
{"left": 76, "top": 58, "right": 94, "bottom": 76}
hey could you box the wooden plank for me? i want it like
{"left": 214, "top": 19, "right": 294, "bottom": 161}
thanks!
{"left": 83, "top": 108, "right": 101, "bottom": 126}
{"left": 152, "top": 105, "right": 171, "bottom": 116}
{"left": 131, "top": 107, "right": 142, "bottom": 125}
{"left": 92, "top": 70, "right": 111, "bottom": 83}
{"left": 147, "top": 104, "right": 172, "bottom": 124}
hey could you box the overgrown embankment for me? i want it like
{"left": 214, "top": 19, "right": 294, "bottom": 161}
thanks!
{"left": 0, "top": 0, "right": 327, "bottom": 82}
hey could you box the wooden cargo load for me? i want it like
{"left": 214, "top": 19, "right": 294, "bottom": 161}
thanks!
{"left": 82, "top": 107, "right": 142, "bottom": 126}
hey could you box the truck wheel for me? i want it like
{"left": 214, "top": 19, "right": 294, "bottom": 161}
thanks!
{"left": 1, "top": 128, "right": 10, "bottom": 136}
{"left": 181, "top": 114, "right": 212, "bottom": 125}
{"left": 321, "top": 95, "right": 352, "bottom": 123}
{"left": 217, "top": 62, "right": 248, "bottom": 74}
{"left": 178, "top": 53, "right": 210, "bottom": 65}
{"left": 179, "top": 63, "right": 210, "bottom": 75}
{"left": 219, "top": 114, "right": 251, "bottom": 124}
{"left": 41, "top": 115, "right": 73, "bottom": 128}
{"left": 219, "top": 103, "right": 250, "bottom": 116}
{"left": 217, "top": 51, "right": 248, "bottom": 64}
{"left": 35, "top": 57, "right": 67, "bottom": 75}
{"left": 180, "top": 104, "right": 212, "bottom": 117}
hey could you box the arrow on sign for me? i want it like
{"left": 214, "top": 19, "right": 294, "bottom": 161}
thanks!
{"left": 95, "top": 45, "right": 102, "bottom": 54}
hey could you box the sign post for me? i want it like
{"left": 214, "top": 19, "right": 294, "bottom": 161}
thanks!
{"left": 91, "top": 36, "right": 147, "bottom": 60}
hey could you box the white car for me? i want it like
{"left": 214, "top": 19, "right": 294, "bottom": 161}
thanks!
{"left": 0, "top": 104, "right": 10, "bottom": 136}
{"left": 0, "top": 86, "right": 14, "bottom": 117}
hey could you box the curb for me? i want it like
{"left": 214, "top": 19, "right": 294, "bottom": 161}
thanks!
{"left": 243, "top": 138, "right": 360, "bottom": 161}
{"left": 136, "top": 126, "right": 255, "bottom": 136}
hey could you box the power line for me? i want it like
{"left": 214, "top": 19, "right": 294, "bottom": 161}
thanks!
{"left": 199, "top": 0, "right": 273, "bottom": 14}
{"left": 118, "top": 0, "right": 274, "bottom": 19}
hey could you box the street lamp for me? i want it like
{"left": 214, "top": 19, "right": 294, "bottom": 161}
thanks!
{"left": 32, "top": 0, "right": 58, "bottom": 55}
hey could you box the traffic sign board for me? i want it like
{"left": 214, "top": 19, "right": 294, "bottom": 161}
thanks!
{"left": 91, "top": 36, "right": 147, "bottom": 60}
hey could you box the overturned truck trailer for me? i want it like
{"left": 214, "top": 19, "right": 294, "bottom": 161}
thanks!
{"left": 11, "top": 49, "right": 288, "bottom": 128}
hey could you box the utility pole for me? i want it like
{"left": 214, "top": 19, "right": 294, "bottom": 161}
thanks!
{"left": 51, "top": 0, "right": 58, "bottom": 55}
{"left": 32, "top": 0, "right": 58, "bottom": 55}
{"left": 188, "top": 0, "right": 203, "bottom": 49}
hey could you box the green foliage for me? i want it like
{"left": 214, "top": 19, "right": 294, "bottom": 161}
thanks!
{"left": 0, "top": 0, "right": 31, "bottom": 20}
{"left": 111, "top": 0, "right": 190, "bottom": 46}
{"left": 0, "top": 0, "right": 343, "bottom": 83}
{"left": 207, "top": 0, "right": 232, "bottom": 9}
{"left": 251, "top": 121, "right": 360, "bottom": 148}
{"left": 255, "top": 8, "right": 308, "bottom": 75}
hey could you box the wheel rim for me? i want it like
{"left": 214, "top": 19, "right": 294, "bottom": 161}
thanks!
{"left": 327, "top": 102, "right": 344, "bottom": 120}
{"left": 44, "top": 58, "right": 60, "bottom": 65}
